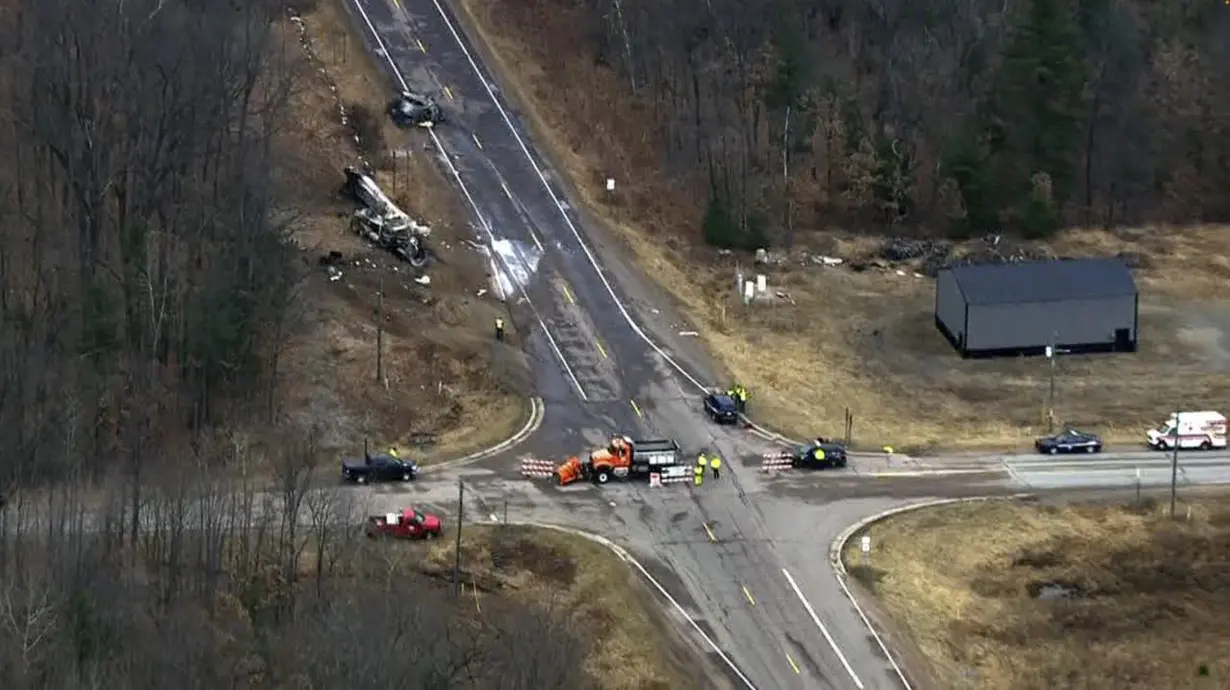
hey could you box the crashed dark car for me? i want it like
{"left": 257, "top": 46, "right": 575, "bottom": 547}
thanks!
{"left": 703, "top": 392, "right": 739, "bottom": 424}
{"left": 1035, "top": 429, "right": 1102, "bottom": 455}
{"left": 341, "top": 453, "right": 421, "bottom": 484}
{"left": 791, "top": 440, "right": 848, "bottom": 469}
{"left": 388, "top": 90, "right": 444, "bottom": 127}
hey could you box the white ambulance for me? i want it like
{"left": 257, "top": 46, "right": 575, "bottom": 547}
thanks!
{"left": 1146, "top": 411, "right": 1227, "bottom": 450}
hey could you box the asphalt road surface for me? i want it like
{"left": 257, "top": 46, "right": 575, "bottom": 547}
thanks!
{"left": 339, "top": 1, "right": 1230, "bottom": 688}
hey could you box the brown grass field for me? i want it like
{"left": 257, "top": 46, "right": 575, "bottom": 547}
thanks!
{"left": 845, "top": 496, "right": 1230, "bottom": 690}
{"left": 271, "top": 0, "right": 529, "bottom": 461}
{"left": 423, "top": 524, "right": 696, "bottom": 690}
{"left": 453, "top": 0, "right": 1230, "bottom": 451}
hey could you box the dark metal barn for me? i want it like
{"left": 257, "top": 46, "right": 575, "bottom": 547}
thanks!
{"left": 935, "top": 258, "right": 1138, "bottom": 358}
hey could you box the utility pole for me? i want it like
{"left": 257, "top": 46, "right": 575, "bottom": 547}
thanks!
{"left": 453, "top": 479, "right": 464, "bottom": 596}
{"left": 375, "top": 271, "right": 384, "bottom": 383}
{"left": 783, "top": 104, "right": 793, "bottom": 248}
{"left": 1170, "top": 412, "right": 1180, "bottom": 518}
{"left": 1045, "top": 333, "right": 1067, "bottom": 433}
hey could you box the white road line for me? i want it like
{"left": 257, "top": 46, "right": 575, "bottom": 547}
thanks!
{"left": 527, "top": 522, "right": 758, "bottom": 690}
{"left": 348, "top": 0, "right": 588, "bottom": 402}
{"left": 1003, "top": 459, "right": 1026, "bottom": 486}
{"left": 426, "top": 3, "right": 869, "bottom": 683}
{"left": 525, "top": 225, "right": 544, "bottom": 251}
{"left": 426, "top": 0, "right": 711, "bottom": 395}
{"left": 781, "top": 568, "right": 865, "bottom": 689}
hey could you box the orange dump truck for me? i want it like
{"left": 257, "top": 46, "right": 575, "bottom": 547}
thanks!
{"left": 555, "top": 436, "right": 681, "bottom": 486}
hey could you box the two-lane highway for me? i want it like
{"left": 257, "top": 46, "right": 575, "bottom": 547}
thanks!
{"left": 338, "top": 0, "right": 1230, "bottom": 687}
{"left": 343, "top": 0, "right": 893, "bottom": 686}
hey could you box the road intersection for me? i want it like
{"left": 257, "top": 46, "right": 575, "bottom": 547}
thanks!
{"left": 339, "top": 0, "right": 1230, "bottom": 687}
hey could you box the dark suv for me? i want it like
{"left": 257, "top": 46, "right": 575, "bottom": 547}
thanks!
{"left": 703, "top": 392, "right": 739, "bottom": 424}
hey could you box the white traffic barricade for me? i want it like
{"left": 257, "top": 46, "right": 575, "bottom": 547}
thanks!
{"left": 659, "top": 465, "right": 691, "bottom": 484}
{"left": 519, "top": 457, "right": 556, "bottom": 479}
{"left": 760, "top": 452, "right": 793, "bottom": 472}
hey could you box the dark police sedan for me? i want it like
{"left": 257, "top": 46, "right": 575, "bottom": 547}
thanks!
{"left": 1035, "top": 429, "right": 1102, "bottom": 455}
{"left": 702, "top": 391, "right": 739, "bottom": 424}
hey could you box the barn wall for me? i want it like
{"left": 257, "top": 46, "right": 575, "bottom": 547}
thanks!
{"left": 935, "top": 271, "right": 967, "bottom": 345}
{"left": 966, "top": 296, "right": 1136, "bottom": 351}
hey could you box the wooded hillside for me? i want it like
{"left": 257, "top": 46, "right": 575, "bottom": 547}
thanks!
{"left": 570, "top": 0, "right": 1229, "bottom": 243}
{"left": 0, "top": 0, "right": 301, "bottom": 486}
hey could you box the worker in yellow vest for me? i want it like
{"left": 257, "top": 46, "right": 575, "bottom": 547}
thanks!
{"left": 693, "top": 463, "right": 704, "bottom": 486}
{"left": 709, "top": 455, "right": 721, "bottom": 480}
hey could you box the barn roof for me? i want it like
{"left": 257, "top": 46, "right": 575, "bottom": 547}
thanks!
{"left": 945, "top": 257, "right": 1137, "bottom": 305}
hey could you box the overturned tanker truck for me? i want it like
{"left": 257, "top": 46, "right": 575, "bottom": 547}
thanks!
{"left": 342, "top": 166, "right": 431, "bottom": 268}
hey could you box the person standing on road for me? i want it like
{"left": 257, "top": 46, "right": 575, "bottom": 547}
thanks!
{"left": 696, "top": 452, "right": 707, "bottom": 470}
{"left": 494, "top": 317, "right": 505, "bottom": 341}
{"left": 709, "top": 455, "right": 721, "bottom": 480}
{"left": 693, "top": 463, "right": 704, "bottom": 486}
{"left": 388, "top": 446, "right": 400, "bottom": 458}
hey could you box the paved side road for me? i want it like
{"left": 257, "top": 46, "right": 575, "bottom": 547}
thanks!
{"left": 336, "top": 0, "right": 1230, "bottom": 688}
{"left": 343, "top": 0, "right": 904, "bottom": 685}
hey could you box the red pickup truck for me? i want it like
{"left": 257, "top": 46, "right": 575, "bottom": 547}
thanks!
{"left": 364, "top": 507, "right": 443, "bottom": 540}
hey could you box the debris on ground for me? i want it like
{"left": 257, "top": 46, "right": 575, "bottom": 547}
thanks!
{"left": 877, "top": 237, "right": 953, "bottom": 276}
{"left": 946, "top": 234, "right": 1054, "bottom": 268}
{"left": 873, "top": 234, "right": 1063, "bottom": 277}
{"left": 342, "top": 166, "right": 433, "bottom": 268}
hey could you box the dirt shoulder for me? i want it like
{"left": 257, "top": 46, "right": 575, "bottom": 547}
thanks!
{"left": 271, "top": 0, "right": 530, "bottom": 464}
{"left": 448, "top": 0, "right": 1230, "bottom": 452}
{"left": 844, "top": 495, "right": 1230, "bottom": 689}
{"left": 424, "top": 524, "right": 703, "bottom": 689}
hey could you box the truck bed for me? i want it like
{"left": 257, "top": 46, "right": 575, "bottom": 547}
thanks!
{"left": 631, "top": 439, "right": 681, "bottom": 467}
{"left": 632, "top": 439, "right": 680, "bottom": 453}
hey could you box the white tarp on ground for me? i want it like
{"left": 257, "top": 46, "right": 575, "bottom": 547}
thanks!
{"left": 481, "top": 238, "right": 541, "bottom": 300}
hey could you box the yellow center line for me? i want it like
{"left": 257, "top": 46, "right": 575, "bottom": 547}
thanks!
{"left": 742, "top": 585, "right": 756, "bottom": 606}
{"left": 630, "top": 399, "right": 642, "bottom": 418}
{"left": 786, "top": 652, "right": 801, "bottom": 674}
{"left": 416, "top": 38, "right": 426, "bottom": 52}
{"left": 444, "top": 86, "right": 454, "bottom": 100}
{"left": 560, "top": 283, "right": 574, "bottom": 304}
{"left": 472, "top": 133, "right": 483, "bottom": 149}
{"left": 702, "top": 523, "right": 716, "bottom": 542}
{"left": 594, "top": 339, "right": 608, "bottom": 358}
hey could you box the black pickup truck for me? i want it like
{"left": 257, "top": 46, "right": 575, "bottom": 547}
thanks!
{"left": 341, "top": 453, "right": 421, "bottom": 484}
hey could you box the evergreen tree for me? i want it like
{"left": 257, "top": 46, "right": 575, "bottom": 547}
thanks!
{"left": 991, "top": 0, "right": 1088, "bottom": 231}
